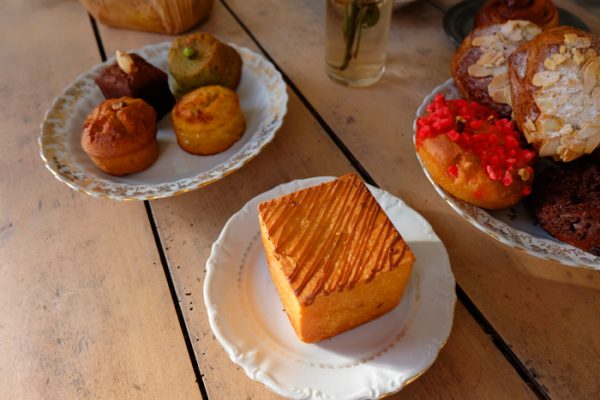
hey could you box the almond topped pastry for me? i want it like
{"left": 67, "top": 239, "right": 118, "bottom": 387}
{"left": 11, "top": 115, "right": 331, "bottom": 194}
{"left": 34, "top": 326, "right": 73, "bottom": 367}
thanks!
{"left": 452, "top": 20, "right": 542, "bottom": 118}
{"left": 258, "top": 174, "right": 415, "bottom": 343}
{"left": 509, "top": 27, "right": 600, "bottom": 161}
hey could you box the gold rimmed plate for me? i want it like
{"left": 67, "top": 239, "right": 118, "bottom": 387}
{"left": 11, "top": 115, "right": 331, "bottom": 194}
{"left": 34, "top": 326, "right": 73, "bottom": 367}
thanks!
{"left": 39, "top": 42, "right": 288, "bottom": 200}
{"left": 204, "top": 176, "right": 456, "bottom": 399}
{"left": 413, "top": 79, "right": 600, "bottom": 269}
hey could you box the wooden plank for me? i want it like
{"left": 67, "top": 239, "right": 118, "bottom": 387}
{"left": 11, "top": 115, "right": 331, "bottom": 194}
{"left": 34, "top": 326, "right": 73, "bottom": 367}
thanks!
{"left": 0, "top": 1, "right": 200, "bottom": 398}
{"left": 217, "top": 0, "right": 600, "bottom": 399}
{"left": 98, "top": 2, "right": 536, "bottom": 399}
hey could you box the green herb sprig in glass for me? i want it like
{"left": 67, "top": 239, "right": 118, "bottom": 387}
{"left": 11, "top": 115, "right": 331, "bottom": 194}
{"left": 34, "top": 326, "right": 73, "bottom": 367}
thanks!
{"left": 337, "top": 1, "right": 380, "bottom": 71}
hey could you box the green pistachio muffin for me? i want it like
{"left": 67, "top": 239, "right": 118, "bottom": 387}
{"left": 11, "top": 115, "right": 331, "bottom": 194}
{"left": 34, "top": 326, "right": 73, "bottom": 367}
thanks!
{"left": 168, "top": 32, "right": 242, "bottom": 98}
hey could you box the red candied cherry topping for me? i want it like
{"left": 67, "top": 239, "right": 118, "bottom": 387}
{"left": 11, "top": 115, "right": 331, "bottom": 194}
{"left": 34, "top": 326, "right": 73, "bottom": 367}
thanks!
{"left": 416, "top": 94, "right": 536, "bottom": 193}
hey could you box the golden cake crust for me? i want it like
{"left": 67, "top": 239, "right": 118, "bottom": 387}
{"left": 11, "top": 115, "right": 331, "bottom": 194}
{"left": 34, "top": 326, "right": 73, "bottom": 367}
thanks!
{"left": 258, "top": 174, "right": 415, "bottom": 342}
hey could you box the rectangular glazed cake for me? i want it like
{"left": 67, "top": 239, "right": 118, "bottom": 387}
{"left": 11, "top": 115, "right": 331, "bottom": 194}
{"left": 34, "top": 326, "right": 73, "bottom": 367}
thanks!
{"left": 258, "top": 173, "right": 415, "bottom": 343}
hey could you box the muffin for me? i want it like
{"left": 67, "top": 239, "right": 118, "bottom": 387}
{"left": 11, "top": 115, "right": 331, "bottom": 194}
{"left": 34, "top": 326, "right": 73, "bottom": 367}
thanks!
{"left": 508, "top": 26, "right": 600, "bottom": 162}
{"left": 95, "top": 51, "right": 175, "bottom": 120}
{"left": 530, "top": 157, "right": 600, "bottom": 255}
{"left": 82, "top": 97, "right": 158, "bottom": 176}
{"left": 452, "top": 20, "right": 542, "bottom": 118}
{"left": 171, "top": 86, "right": 245, "bottom": 155}
{"left": 168, "top": 32, "right": 242, "bottom": 98}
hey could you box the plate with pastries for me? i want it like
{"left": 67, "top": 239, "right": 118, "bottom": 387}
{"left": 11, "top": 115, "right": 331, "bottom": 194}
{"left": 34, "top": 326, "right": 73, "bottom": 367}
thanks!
{"left": 204, "top": 174, "right": 456, "bottom": 399}
{"left": 40, "top": 32, "right": 287, "bottom": 200}
{"left": 414, "top": 20, "right": 600, "bottom": 269}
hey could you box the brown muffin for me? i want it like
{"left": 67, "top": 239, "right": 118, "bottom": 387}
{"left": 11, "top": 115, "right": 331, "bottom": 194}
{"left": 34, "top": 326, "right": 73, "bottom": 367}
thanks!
{"left": 171, "top": 86, "right": 245, "bottom": 155}
{"left": 452, "top": 20, "right": 542, "bottom": 118}
{"left": 82, "top": 97, "right": 158, "bottom": 176}
{"left": 475, "top": 0, "right": 559, "bottom": 31}
{"left": 530, "top": 157, "right": 600, "bottom": 255}
{"left": 508, "top": 27, "right": 600, "bottom": 162}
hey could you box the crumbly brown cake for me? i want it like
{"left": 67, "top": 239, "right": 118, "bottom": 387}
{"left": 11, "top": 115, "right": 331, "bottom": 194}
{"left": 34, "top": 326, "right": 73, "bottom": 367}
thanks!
{"left": 530, "top": 157, "right": 600, "bottom": 255}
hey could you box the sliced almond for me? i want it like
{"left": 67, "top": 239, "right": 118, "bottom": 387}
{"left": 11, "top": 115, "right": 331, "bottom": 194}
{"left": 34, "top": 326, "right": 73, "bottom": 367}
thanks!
{"left": 564, "top": 33, "right": 578, "bottom": 44}
{"left": 524, "top": 119, "right": 537, "bottom": 133}
{"left": 558, "top": 124, "right": 574, "bottom": 136}
{"left": 544, "top": 58, "right": 556, "bottom": 70}
{"left": 573, "top": 49, "right": 584, "bottom": 65}
{"left": 472, "top": 35, "right": 496, "bottom": 47}
{"left": 583, "top": 59, "right": 599, "bottom": 94}
{"left": 488, "top": 73, "right": 510, "bottom": 104}
{"left": 476, "top": 51, "right": 498, "bottom": 67}
{"left": 577, "top": 124, "right": 600, "bottom": 139}
{"left": 558, "top": 146, "right": 582, "bottom": 162}
{"left": 468, "top": 64, "right": 493, "bottom": 78}
{"left": 493, "top": 54, "right": 506, "bottom": 66}
{"left": 537, "top": 115, "right": 561, "bottom": 133}
{"left": 535, "top": 96, "right": 558, "bottom": 115}
{"left": 116, "top": 50, "right": 134, "bottom": 74}
{"left": 508, "top": 29, "right": 523, "bottom": 42}
{"left": 551, "top": 53, "right": 568, "bottom": 65}
{"left": 539, "top": 137, "right": 561, "bottom": 157}
{"left": 560, "top": 135, "right": 585, "bottom": 155}
{"left": 532, "top": 71, "right": 561, "bottom": 87}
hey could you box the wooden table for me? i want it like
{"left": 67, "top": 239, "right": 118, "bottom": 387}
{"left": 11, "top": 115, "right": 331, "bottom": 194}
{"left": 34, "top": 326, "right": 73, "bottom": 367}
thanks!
{"left": 2, "top": 0, "right": 599, "bottom": 398}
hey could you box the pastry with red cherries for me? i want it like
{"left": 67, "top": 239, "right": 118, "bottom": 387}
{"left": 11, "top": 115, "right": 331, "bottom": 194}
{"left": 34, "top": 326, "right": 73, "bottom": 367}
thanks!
{"left": 415, "top": 94, "right": 536, "bottom": 209}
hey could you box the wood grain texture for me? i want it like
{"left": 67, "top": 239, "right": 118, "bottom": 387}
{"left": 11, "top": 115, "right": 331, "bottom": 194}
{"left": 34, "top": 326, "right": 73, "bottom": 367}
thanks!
{"left": 98, "top": 2, "right": 535, "bottom": 399}
{"left": 220, "top": 0, "right": 600, "bottom": 399}
{"left": 0, "top": 1, "right": 200, "bottom": 398}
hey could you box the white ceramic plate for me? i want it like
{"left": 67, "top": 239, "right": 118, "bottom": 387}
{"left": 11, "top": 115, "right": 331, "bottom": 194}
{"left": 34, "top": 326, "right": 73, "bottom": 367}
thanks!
{"left": 39, "top": 42, "right": 287, "bottom": 200}
{"left": 413, "top": 79, "right": 600, "bottom": 269}
{"left": 204, "top": 176, "right": 456, "bottom": 399}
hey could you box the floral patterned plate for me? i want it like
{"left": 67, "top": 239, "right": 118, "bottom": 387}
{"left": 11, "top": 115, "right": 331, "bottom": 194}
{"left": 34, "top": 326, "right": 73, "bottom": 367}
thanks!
{"left": 204, "top": 176, "right": 456, "bottom": 399}
{"left": 414, "top": 79, "right": 600, "bottom": 270}
{"left": 39, "top": 42, "right": 287, "bottom": 200}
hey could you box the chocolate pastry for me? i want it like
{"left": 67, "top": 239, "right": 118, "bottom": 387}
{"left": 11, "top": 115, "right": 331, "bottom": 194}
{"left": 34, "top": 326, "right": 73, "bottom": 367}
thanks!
{"left": 95, "top": 51, "right": 175, "bottom": 120}
{"left": 530, "top": 156, "right": 600, "bottom": 255}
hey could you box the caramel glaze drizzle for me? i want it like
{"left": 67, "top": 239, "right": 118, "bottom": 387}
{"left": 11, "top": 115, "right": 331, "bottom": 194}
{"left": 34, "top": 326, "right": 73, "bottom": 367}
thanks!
{"left": 261, "top": 176, "right": 406, "bottom": 305}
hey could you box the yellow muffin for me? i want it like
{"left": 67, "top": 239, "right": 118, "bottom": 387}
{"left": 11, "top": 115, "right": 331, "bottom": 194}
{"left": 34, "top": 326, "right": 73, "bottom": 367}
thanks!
{"left": 171, "top": 86, "right": 245, "bottom": 155}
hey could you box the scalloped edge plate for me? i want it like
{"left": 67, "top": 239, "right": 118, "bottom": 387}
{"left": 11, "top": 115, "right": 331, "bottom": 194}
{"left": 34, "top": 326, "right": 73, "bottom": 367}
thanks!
{"left": 413, "top": 79, "right": 600, "bottom": 270}
{"left": 204, "top": 176, "right": 456, "bottom": 399}
{"left": 39, "top": 42, "right": 288, "bottom": 200}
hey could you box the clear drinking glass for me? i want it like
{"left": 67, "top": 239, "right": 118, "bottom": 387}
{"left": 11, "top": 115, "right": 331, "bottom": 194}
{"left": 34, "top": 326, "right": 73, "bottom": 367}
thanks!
{"left": 325, "top": 0, "right": 393, "bottom": 87}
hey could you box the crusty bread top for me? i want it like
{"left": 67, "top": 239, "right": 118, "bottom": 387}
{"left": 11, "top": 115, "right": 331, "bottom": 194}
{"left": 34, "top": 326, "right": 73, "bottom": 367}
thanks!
{"left": 509, "top": 26, "right": 600, "bottom": 161}
{"left": 258, "top": 173, "right": 414, "bottom": 306}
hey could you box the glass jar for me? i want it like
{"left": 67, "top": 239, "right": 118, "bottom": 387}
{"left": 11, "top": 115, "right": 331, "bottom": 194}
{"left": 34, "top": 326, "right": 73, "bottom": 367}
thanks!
{"left": 325, "top": 0, "right": 393, "bottom": 87}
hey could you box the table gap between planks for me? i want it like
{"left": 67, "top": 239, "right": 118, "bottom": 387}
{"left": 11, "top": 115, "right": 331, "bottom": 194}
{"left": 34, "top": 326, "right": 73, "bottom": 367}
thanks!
{"left": 0, "top": 1, "right": 200, "bottom": 399}
{"left": 96, "top": 1, "right": 578, "bottom": 399}
{"left": 217, "top": 1, "right": 600, "bottom": 399}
